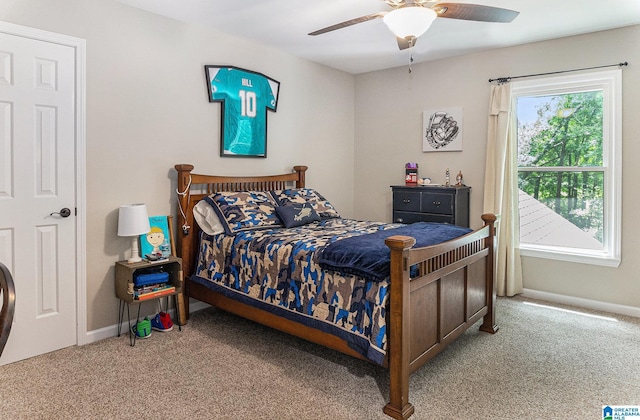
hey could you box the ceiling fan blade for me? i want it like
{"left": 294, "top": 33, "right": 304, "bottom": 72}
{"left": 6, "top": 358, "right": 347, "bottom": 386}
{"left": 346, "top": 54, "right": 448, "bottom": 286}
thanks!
{"left": 432, "top": 3, "right": 519, "bottom": 23}
{"left": 397, "top": 37, "right": 417, "bottom": 50}
{"left": 308, "top": 12, "right": 386, "bottom": 36}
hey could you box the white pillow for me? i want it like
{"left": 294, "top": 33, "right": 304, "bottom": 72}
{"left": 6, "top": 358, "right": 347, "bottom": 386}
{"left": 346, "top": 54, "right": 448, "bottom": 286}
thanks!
{"left": 193, "top": 200, "right": 225, "bottom": 236}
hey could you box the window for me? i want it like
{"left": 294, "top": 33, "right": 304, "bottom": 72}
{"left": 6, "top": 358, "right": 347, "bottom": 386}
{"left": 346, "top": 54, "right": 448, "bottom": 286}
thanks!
{"left": 513, "top": 70, "right": 621, "bottom": 267}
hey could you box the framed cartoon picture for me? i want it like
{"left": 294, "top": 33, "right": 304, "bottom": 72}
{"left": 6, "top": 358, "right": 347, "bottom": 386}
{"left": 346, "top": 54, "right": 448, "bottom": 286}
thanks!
{"left": 139, "top": 216, "right": 175, "bottom": 259}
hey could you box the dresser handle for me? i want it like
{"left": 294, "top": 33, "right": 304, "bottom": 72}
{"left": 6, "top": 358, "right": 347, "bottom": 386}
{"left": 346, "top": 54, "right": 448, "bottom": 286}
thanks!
{"left": 433, "top": 201, "right": 441, "bottom": 206}
{"left": 403, "top": 199, "right": 411, "bottom": 203}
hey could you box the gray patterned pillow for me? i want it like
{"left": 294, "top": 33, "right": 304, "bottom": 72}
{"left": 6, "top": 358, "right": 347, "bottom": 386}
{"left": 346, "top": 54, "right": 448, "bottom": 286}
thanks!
{"left": 270, "top": 188, "right": 340, "bottom": 219}
{"left": 205, "top": 191, "right": 282, "bottom": 234}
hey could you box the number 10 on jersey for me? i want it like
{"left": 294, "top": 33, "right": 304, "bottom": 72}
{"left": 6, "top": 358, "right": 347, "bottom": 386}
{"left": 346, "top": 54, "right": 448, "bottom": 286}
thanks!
{"left": 239, "top": 90, "right": 257, "bottom": 117}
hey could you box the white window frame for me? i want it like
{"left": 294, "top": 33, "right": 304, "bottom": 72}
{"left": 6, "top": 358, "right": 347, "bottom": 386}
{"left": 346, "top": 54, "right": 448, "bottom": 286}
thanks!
{"left": 512, "top": 69, "right": 622, "bottom": 267}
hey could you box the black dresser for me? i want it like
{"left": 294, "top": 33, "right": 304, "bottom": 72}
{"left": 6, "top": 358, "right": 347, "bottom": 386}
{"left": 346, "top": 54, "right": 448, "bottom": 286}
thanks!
{"left": 391, "top": 185, "right": 471, "bottom": 227}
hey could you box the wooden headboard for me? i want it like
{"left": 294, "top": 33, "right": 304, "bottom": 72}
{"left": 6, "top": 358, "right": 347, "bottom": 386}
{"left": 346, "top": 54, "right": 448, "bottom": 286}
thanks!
{"left": 173, "top": 164, "right": 308, "bottom": 279}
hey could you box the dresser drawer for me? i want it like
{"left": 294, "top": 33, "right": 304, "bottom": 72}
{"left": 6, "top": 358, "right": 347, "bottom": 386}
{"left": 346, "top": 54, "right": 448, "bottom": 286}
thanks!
{"left": 421, "top": 192, "right": 454, "bottom": 215}
{"left": 393, "top": 211, "right": 455, "bottom": 224}
{"left": 393, "top": 191, "right": 421, "bottom": 212}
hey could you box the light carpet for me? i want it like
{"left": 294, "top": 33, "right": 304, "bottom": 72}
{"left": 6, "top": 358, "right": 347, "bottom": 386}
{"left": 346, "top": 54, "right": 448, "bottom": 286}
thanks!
{"left": 0, "top": 296, "right": 638, "bottom": 419}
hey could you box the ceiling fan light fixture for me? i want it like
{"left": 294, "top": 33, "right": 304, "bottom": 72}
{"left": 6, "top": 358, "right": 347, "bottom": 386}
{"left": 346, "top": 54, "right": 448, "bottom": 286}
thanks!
{"left": 383, "top": 7, "right": 437, "bottom": 39}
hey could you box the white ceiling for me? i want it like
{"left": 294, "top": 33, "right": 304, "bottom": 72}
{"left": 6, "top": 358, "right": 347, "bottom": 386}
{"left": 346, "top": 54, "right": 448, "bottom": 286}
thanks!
{"left": 115, "top": 0, "right": 640, "bottom": 74}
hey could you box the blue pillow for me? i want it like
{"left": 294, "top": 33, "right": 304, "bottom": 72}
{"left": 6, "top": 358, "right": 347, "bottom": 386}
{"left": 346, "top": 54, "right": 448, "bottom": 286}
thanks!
{"left": 270, "top": 188, "right": 341, "bottom": 219}
{"left": 205, "top": 191, "right": 282, "bottom": 235}
{"left": 275, "top": 204, "right": 321, "bottom": 228}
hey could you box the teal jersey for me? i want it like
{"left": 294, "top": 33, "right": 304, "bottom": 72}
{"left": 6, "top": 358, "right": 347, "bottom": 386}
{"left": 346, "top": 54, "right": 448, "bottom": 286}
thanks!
{"left": 206, "top": 66, "right": 279, "bottom": 157}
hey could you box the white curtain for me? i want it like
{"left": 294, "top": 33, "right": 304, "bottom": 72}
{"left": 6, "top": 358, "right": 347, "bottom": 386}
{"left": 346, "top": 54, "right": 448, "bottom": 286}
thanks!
{"left": 483, "top": 83, "right": 523, "bottom": 297}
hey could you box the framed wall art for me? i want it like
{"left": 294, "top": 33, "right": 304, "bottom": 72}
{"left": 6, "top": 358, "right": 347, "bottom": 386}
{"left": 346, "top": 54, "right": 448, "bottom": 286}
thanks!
{"left": 205, "top": 65, "right": 280, "bottom": 158}
{"left": 423, "top": 107, "right": 463, "bottom": 152}
{"left": 140, "top": 215, "right": 176, "bottom": 259}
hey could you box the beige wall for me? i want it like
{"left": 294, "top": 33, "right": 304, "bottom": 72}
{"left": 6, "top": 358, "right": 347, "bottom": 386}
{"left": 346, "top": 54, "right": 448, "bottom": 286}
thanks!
{"left": 354, "top": 25, "right": 640, "bottom": 311}
{"left": 0, "top": 0, "right": 356, "bottom": 331}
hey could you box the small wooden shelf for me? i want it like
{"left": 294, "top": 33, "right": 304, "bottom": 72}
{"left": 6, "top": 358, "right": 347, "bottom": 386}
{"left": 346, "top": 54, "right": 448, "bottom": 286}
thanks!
{"left": 115, "top": 256, "right": 183, "bottom": 303}
{"left": 114, "top": 256, "right": 185, "bottom": 345}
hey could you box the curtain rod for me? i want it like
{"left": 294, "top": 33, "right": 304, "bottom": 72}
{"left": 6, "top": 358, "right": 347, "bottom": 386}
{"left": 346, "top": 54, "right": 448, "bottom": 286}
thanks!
{"left": 488, "top": 61, "right": 628, "bottom": 83}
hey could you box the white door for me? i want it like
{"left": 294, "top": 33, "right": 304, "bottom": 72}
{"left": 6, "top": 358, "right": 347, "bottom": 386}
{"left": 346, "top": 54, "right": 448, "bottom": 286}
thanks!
{"left": 0, "top": 29, "right": 78, "bottom": 364}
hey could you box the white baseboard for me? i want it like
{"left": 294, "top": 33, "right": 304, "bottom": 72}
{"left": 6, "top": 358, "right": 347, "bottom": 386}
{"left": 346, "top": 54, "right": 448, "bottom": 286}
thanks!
{"left": 82, "top": 300, "right": 211, "bottom": 345}
{"left": 521, "top": 288, "right": 640, "bottom": 318}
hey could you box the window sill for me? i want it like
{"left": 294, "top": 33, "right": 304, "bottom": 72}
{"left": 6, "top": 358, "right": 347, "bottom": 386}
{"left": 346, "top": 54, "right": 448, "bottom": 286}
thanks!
{"left": 520, "top": 245, "right": 620, "bottom": 268}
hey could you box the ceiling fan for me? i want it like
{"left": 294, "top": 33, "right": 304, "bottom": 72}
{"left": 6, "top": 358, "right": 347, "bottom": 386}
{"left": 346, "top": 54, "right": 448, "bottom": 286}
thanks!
{"left": 309, "top": 0, "right": 520, "bottom": 50}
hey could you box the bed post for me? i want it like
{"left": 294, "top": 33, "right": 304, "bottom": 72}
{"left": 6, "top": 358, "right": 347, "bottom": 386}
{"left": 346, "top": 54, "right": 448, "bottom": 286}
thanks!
{"left": 383, "top": 235, "right": 417, "bottom": 420}
{"left": 174, "top": 164, "right": 196, "bottom": 319}
{"left": 479, "top": 213, "right": 499, "bottom": 334}
{"left": 174, "top": 164, "right": 195, "bottom": 274}
{"left": 293, "top": 165, "right": 307, "bottom": 188}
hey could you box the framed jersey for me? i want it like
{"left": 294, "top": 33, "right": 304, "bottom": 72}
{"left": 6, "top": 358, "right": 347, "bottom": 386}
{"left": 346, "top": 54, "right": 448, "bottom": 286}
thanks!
{"left": 205, "top": 65, "right": 280, "bottom": 158}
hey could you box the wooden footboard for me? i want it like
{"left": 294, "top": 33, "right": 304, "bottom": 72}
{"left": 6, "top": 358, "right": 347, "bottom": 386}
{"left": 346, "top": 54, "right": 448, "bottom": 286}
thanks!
{"left": 173, "top": 164, "right": 497, "bottom": 420}
{"left": 383, "top": 213, "right": 497, "bottom": 419}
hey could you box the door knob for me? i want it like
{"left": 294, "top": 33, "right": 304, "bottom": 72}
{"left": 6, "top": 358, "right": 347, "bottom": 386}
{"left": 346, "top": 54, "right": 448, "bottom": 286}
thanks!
{"left": 50, "top": 208, "right": 71, "bottom": 218}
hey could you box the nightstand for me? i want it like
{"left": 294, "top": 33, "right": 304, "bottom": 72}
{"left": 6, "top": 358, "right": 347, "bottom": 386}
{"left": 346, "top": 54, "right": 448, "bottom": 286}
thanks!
{"left": 115, "top": 256, "right": 185, "bottom": 346}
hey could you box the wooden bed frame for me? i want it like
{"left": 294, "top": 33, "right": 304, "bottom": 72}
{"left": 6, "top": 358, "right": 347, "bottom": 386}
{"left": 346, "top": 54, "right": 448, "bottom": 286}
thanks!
{"left": 174, "top": 164, "right": 498, "bottom": 420}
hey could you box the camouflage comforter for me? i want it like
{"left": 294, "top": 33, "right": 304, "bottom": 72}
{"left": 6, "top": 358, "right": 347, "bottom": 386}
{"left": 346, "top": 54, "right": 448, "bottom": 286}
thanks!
{"left": 192, "top": 218, "right": 402, "bottom": 364}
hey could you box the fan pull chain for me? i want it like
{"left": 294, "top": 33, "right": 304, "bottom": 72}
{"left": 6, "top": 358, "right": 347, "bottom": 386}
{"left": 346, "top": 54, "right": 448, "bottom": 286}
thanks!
{"left": 409, "top": 53, "right": 414, "bottom": 73}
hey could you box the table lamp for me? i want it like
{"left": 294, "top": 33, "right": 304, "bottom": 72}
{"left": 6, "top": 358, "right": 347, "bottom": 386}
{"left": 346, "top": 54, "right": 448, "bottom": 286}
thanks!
{"left": 117, "top": 204, "right": 150, "bottom": 263}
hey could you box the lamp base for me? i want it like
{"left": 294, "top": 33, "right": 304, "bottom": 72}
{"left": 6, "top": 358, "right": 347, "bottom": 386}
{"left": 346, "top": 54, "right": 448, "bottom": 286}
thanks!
{"left": 128, "top": 236, "right": 143, "bottom": 264}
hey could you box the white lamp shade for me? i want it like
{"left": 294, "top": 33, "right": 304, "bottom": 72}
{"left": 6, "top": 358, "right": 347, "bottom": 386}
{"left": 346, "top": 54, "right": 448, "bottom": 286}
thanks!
{"left": 383, "top": 7, "right": 437, "bottom": 39}
{"left": 117, "top": 204, "right": 150, "bottom": 237}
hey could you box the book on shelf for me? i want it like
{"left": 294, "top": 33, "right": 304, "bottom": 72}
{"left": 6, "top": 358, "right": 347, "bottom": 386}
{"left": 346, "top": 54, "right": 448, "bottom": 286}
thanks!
{"left": 134, "top": 282, "right": 169, "bottom": 294}
{"left": 134, "top": 284, "right": 175, "bottom": 301}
